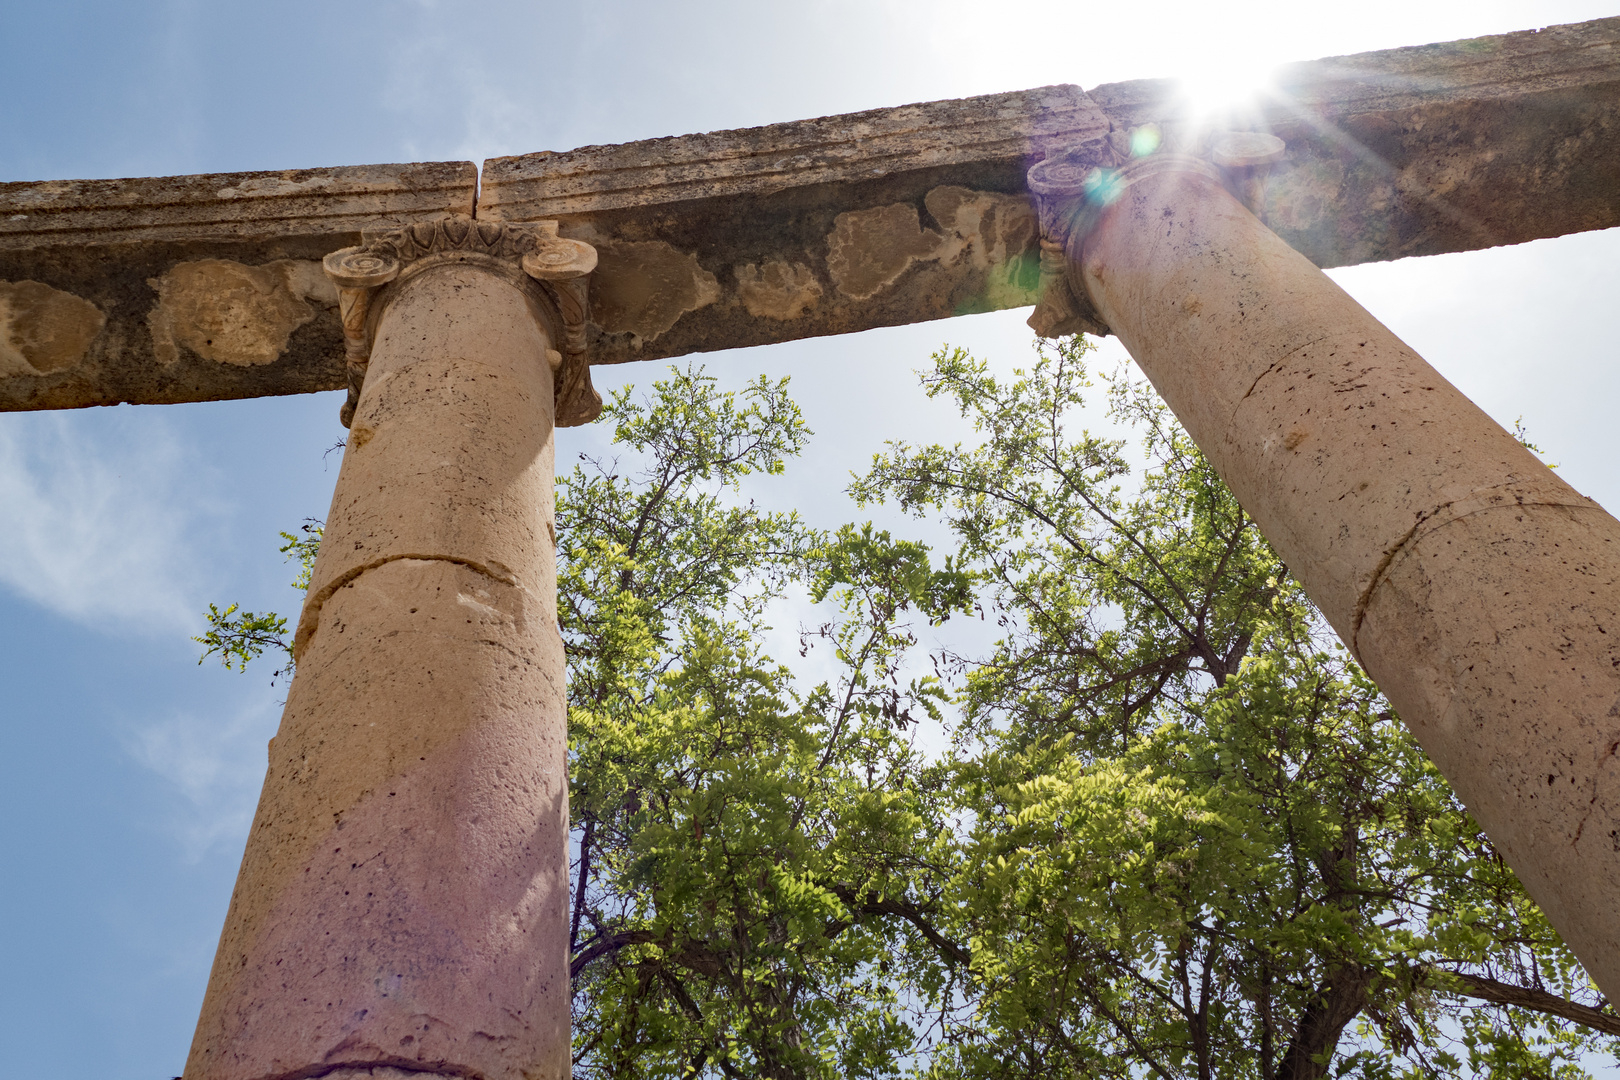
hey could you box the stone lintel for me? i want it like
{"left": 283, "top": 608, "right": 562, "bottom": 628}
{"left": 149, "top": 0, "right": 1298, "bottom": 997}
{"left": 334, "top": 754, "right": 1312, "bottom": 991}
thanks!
{"left": 0, "top": 161, "right": 476, "bottom": 249}
{"left": 4, "top": 16, "right": 1620, "bottom": 413}
{"left": 477, "top": 84, "right": 1105, "bottom": 371}
{"left": 479, "top": 85, "right": 1104, "bottom": 219}
{"left": 0, "top": 162, "right": 475, "bottom": 411}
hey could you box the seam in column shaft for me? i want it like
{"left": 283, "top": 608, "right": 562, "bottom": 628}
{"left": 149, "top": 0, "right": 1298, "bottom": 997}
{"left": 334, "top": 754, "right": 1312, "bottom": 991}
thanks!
{"left": 1349, "top": 490, "right": 1600, "bottom": 660}
{"left": 292, "top": 552, "right": 521, "bottom": 661}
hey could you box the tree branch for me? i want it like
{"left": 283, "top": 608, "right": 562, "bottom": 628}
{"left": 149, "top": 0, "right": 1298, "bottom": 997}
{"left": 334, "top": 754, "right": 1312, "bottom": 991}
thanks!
{"left": 1277, "top": 965, "right": 1372, "bottom": 1080}
{"left": 829, "top": 885, "right": 971, "bottom": 967}
{"left": 571, "top": 929, "right": 659, "bottom": 980}
{"left": 1442, "top": 971, "right": 1620, "bottom": 1038}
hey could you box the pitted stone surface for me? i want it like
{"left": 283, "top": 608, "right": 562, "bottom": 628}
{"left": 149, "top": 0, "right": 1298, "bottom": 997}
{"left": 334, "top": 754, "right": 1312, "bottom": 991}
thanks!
{"left": 186, "top": 265, "right": 569, "bottom": 1080}
{"left": 0, "top": 279, "right": 104, "bottom": 376}
{"left": 1072, "top": 159, "right": 1620, "bottom": 999}
{"left": 587, "top": 238, "right": 721, "bottom": 343}
{"left": 735, "top": 259, "right": 822, "bottom": 320}
{"left": 147, "top": 258, "right": 335, "bottom": 367}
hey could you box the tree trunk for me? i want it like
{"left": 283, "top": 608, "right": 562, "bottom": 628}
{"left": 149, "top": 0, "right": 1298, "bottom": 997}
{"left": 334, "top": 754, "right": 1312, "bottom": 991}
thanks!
{"left": 1276, "top": 966, "right": 1373, "bottom": 1080}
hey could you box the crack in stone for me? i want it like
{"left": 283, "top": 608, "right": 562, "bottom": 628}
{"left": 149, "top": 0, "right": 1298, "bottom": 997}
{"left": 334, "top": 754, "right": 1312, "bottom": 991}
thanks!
{"left": 1348, "top": 487, "right": 1600, "bottom": 661}
{"left": 473, "top": 636, "right": 553, "bottom": 667}
{"left": 293, "top": 554, "right": 520, "bottom": 661}
{"left": 251, "top": 1061, "right": 485, "bottom": 1080}
{"left": 1236, "top": 333, "right": 1335, "bottom": 406}
{"left": 1572, "top": 735, "right": 1620, "bottom": 848}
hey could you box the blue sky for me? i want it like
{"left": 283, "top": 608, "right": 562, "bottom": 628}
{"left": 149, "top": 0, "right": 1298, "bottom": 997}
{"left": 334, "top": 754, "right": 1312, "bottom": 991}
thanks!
{"left": 3, "top": 2, "right": 1619, "bottom": 1077}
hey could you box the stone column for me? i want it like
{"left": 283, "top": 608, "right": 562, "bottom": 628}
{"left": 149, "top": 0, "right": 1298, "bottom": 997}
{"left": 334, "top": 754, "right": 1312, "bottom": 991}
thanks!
{"left": 185, "top": 220, "right": 595, "bottom": 1080}
{"left": 1029, "top": 144, "right": 1620, "bottom": 996}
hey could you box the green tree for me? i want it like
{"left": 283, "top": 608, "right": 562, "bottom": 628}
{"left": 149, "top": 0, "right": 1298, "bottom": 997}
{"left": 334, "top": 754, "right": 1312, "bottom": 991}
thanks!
{"left": 202, "top": 347, "right": 1620, "bottom": 1079}
{"left": 560, "top": 369, "right": 972, "bottom": 1078}
{"left": 193, "top": 520, "right": 319, "bottom": 682}
{"left": 854, "top": 337, "right": 1619, "bottom": 1079}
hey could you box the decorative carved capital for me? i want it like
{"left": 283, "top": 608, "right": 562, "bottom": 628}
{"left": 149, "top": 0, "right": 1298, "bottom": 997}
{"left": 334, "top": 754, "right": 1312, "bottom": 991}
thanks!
{"left": 1209, "top": 131, "right": 1287, "bottom": 221}
{"left": 1026, "top": 238, "right": 1109, "bottom": 339}
{"left": 1024, "top": 127, "right": 1286, "bottom": 340}
{"left": 322, "top": 216, "right": 601, "bottom": 429}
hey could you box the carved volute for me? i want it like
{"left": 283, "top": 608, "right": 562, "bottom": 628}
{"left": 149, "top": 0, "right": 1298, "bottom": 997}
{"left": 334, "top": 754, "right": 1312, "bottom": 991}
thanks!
{"left": 324, "top": 215, "right": 601, "bottom": 427}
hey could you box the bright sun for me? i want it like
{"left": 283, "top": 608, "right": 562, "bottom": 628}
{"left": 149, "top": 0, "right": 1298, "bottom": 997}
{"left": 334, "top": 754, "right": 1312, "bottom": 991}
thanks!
{"left": 1173, "top": 58, "right": 1281, "bottom": 122}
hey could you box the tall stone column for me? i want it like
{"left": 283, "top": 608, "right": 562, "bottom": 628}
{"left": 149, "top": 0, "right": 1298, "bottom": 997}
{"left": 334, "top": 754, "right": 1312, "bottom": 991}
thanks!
{"left": 1029, "top": 142, "right": 1620, "bottom": 996}
{"left": 185, "top": 219, "right": 596, "bottom": 1080}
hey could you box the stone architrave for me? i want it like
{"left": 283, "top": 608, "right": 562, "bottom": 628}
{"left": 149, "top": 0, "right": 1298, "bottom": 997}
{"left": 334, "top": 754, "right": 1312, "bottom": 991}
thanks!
{"left": 1027, "top": 134, "right": 1620, "bottom": 997}
{"left": 184, "top": 219, "right": 595, "bottom": 1080}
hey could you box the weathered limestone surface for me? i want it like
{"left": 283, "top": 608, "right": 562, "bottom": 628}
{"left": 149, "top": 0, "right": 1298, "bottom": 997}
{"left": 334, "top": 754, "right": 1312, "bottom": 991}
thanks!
{"left": 1063, "top": 155, "right": 1620, "bottom": 996}
{"left": 185, "top": 264, "right": 570, "bottom": 1080}
{"left": 0, "top": 162, "right": 474, "bottom": 409}
{"left": 3, "top": 16, "right": 1619, "bottom": 412}
{"left": 477, "top": 85, "right": 1106, "bottom": 362}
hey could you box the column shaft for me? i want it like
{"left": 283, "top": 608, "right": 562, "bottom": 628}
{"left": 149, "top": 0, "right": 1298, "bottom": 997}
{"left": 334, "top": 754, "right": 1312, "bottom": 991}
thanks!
{"left": 1071, "top": 157, "right": 1620, "bottom": 995}
{"left": 185, "top": 263, "right": 570, "bottom": 1080}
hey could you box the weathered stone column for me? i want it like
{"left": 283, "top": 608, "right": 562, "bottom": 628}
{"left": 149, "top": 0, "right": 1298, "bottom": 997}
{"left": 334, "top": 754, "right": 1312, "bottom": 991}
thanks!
{"left": 1030, "top": 143, "right": 1620, "bottom": 996}
{"left": 185, "top": 219, "right": 595, "bottom": 1080}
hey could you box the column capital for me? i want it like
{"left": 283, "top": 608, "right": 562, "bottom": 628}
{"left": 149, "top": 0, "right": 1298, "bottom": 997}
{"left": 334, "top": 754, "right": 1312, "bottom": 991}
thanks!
{"left": 1024, "top": 128, "right": 1284, "bottom": 340}
{"left": 323, "top": 215, "right": 601, "bottom": 428}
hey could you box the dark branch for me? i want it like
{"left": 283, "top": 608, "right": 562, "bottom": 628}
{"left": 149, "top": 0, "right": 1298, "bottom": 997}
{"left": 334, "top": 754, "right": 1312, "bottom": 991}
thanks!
{"left": 829, "top": 885, "right": 971, "bottom": 967}
{"left": 1443, "top": 971, "right": 1620, "bottom": 1038}
{"left": 571, "top": 929, "right": 659, "bottom": 980}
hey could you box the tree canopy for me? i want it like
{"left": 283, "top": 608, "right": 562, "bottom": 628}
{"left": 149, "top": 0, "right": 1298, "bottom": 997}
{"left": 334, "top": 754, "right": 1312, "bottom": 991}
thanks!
{"left": 203, "top": 338, "right": 1620, "bottom": 1079}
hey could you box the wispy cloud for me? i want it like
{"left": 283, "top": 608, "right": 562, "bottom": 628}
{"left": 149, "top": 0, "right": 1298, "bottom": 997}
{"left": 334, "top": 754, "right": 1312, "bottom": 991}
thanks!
{"left": 0, "top": 411, "right": 221, "bottom": 634}
{"left": 377, "top": 4, "right": 564, "bottom": 167}
{"left": 124, "top": 698, "right": 279, "bottom": 862}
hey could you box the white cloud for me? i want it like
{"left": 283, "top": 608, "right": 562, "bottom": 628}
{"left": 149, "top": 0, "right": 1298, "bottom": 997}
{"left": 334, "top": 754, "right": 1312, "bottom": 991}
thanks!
{"left": 0, "top": 411, "right": 221, "bottom": 634}
{"left": 124, "top": 698, "right": 280, "bottom": 862}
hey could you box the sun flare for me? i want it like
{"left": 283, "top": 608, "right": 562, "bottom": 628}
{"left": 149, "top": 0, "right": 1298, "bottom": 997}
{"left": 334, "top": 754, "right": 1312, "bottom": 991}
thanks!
{"left": 1173, "top": 57, "right": 1280, "bottom": 122}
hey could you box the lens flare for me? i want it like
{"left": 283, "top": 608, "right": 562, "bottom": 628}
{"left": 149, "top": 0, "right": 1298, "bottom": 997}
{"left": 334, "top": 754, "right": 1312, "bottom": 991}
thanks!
{"left": 1174, "top": 58, "right": 1279, "bottom": 122}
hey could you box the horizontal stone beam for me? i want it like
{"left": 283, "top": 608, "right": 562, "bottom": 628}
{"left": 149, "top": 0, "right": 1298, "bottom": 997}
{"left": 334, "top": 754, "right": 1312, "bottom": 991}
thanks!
{"left": 476, "top": 85, "right": 1105, "bottom": 369}
{"left": 0, "top": 163, "right": 475, "bottom": 410}
{"left": 3, "top": 15, "right": 1618, "bottom": 415}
